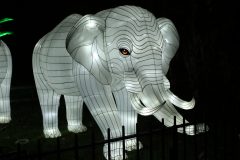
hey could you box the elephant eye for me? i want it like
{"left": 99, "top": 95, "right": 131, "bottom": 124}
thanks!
{"left": 119, "top": 48, "right": 130, "bottom": 56}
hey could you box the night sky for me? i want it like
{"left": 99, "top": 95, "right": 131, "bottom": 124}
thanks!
{"left": 1, "top": 0, "right": 239, "bottom": 132}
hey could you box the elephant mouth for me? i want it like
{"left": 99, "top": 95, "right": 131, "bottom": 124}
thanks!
{"left": 129, "top": 92, "right": 166, "bottom": 116}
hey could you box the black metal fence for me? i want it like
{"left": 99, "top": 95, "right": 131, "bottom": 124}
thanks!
{"left": 1, "top": 86, "right": 239, "bottom": 160}
{"left": 0, "top": 116, "right": 211, "bottom": 160}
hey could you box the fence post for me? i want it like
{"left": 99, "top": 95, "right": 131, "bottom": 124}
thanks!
{"left": 194, "top": 123, "right": 198, "bottom": 160}
{"left": 171, "top": 116, "right": 178, "bottom": 160}
{"left": 57, "top": 137, "right": 61, "bottom": 160}
{"left": 74, "top": 134, "right": 79, "bottom": 160}
{"left": 213, "top": 124, "right": 217, "bottom": 160}
{"left": 91, "top": 127, "right": 95, "bottom": 160}
{"left": 204, "top": 123, "right": 208, "bottom": 160}
{"left": 149, "top": 116, "right": 153, "bottom": 160}
{"left": 17, "top": 143, "right": 21, "bottom": 160}
{"left": 162, "top": 118, "right": 165, "bottom": 160}
{"left": 183, "top": 117, "right": 186, "bottom": 160}
{"left": 38, "top": 139, "right": 42, "bottom": 160}
{"left": 136, "top": 123, "right": 140, "bottom": 160}
{"left": 122, "top": 126, "right": 125, "bottom": 160}
{"left": 107, "top": 128, "right": 111, "bottom": 160}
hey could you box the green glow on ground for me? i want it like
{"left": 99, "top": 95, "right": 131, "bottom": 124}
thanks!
{"left": 0, "top": 18, "right": 14, "bottom": 24}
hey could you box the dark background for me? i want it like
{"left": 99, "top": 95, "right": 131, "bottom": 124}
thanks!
{"left": 0, "top": 0, "right": 239, "bottom": 153}
{"left": 1, "top": 0, "right": 239, "bottom": 124}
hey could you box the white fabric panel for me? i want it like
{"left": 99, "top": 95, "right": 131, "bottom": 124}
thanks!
{"left": 39, "top": 14, "right": 82, "bottom": 96}
{"left": 0, "top": 40, "right": 12, "bottom": 123}
{"left": 64, "top": 95, "right": 87, "bottom": 133}
{"left": 33, "top": 14, "right": 87, "bottom": 138}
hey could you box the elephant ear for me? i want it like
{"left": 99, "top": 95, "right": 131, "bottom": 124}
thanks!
{"left": 66, "top": 15, "right": 111, "bottom": 85}
{"left": 157, "top": 18, "right": 179, "bottom": 75}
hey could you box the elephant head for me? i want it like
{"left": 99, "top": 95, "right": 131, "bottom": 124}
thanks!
{"left": 66, "top": 6, "right": 195, "bottom": 116}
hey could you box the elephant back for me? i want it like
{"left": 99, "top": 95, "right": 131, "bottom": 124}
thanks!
{"left": 37, "top": 14, "right": 83, "bottom": 95}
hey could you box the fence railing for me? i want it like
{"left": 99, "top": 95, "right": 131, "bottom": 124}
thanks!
{"left": 2, "top": 86, "right": 238, "bottom": 159}
{"left": 0, "top": 116, "right": 210, "bottom": 160}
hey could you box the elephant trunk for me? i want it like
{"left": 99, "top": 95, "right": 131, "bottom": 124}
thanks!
{"left": 129, "top": 55, "right": 166, "bottom": 115}
{"left": 129, "top": 71, "right": 195, "bottom": 116}
{"left": 129, "top": 86, "right": 166, "bottom": 116}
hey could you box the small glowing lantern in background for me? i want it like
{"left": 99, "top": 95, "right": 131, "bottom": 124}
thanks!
{"left": 0, "top": 17, "right": 13, "bottom": 123}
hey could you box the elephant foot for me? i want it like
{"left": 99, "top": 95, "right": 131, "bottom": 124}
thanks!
{"left": 104, "top": 142, "right": 128, "bottom": 160}
{"left": 125, "top": 138, "right": 143, "bottom": 151}
{"left": 177, "top": 123, "right": 209, "bottom": 135}
{"left": 44, "top": 128, "right": 61, "bottom": 138}
{"left": 68, "top": 124, "right": 87, "bottom": 133}
{"left": 0, "top": 116, "right": 11, "bottom": 123}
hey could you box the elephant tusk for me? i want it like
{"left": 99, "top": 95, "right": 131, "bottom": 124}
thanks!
{"left": 129, "top": 93, "right": 166, "bottom": 116}
{"left": 166, "top": 90, "right": 195, "bottom": 110}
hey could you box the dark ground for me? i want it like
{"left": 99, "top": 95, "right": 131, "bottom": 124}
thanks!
{"left": 0, "top": 0, "right": 240, "bottom": 159}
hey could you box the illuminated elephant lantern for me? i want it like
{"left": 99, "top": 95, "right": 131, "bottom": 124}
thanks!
{"left": 33, "top": 5, "right": 206, "bottom": 159}
{"left": 0, "top": 40, "right": 12, "bottom": 123}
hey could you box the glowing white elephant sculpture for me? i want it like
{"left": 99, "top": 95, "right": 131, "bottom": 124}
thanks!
{"left": 33, "top": 6, "right": 205, "bottom": 159}
{"left": 0, "top": 40, "right": 12, "bottom": 123}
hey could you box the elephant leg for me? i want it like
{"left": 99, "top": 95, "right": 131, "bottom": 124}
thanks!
{"left": 0, "top": 80, "right": 11, "bottom": 123}
{"left": 64, "top": 95, "right": 87, "bottom": 133}
{"left": 76, "top": 65, "right": 127, "bottom": 159}
{"left": 113, "top": 87, "right": 143, "bottom": 151}
{"left": 37, "top": 88, "right": 61, "bottom": 138}
{"left": 84, "top": 92, "right": 126, "bottom": 160}
{"left": 33, "top": 48, "right": 61, "bottom": 138}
